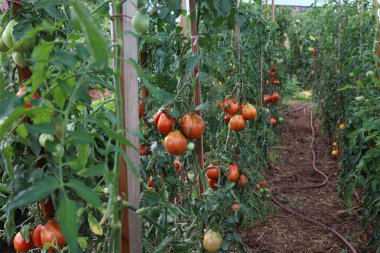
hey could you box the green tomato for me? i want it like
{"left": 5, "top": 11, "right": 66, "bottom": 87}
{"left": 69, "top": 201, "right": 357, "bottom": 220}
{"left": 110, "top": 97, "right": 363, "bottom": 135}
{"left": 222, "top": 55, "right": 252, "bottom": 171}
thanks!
{"left": 12, "top": 52, "right": 28, "bottom": 67}
{"left": 348, "top": 72, "right": 354, "bottom": 78}
{"left": 278, "top": 117, "right": 284, "bottom": 122}
{"left": 132, "top": 11, "right": 150, "bottom": 34}
{"left": 52, "top": 144, "right": 64, "bottom": 158}
{"left": 355, "top": 96, "right": 365, "bottom": 102}
{"left": 187, "top": 142, "right": 195, "bottom": 151}
{"left": 187, "top": 172, "right": 195, "bottom": 182}
{"left": 2, "top": 19, "right": 37, "bottom": 52}
{"left": 263, "top": 108, "right": 270, "bottom": 113}
{"left": 39, "top": 133, "right": 55, "bottom": 148}
{"left": 366, "top": 71, "right": 375, "bottom": 77}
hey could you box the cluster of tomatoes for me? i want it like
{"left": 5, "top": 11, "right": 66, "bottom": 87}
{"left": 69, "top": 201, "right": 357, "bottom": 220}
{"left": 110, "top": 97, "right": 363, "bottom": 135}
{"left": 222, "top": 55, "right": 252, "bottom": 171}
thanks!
{"left": 221, "top": 98, "right": 258, "bottom": 132}
{"left": 264, "top": 66, "right": 282, "bottom": 126}
{"left": 0, "top": 18, "right": 38, "bottom": 67}
{"left": 256, "top": 180, "right": 270, "bottom": 198}
{"left": 13, "top": 220, "right": 65, "bottom": 252}
{"left": 149, "top": 109, "right": 205, "bottom": 155}
{"left": 205, "top": 162, "right": 248, "bottom": 190}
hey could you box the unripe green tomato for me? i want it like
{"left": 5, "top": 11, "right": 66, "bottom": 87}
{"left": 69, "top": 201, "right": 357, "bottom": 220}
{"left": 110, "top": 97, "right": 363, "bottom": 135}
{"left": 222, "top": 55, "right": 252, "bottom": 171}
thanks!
{"left": 259, "top": 188, "right": 264, "bottom": 193}
{"left": 355, "top": 96, "right": 365, "bottom": 102}
{"left": 366, "top": 71, "right": 375, "bottom": 77}
{"left": 52, "top": 144, "right": 64, "bottom": 158}
{"left": 188, "top": 172, "right": 195, "bottom": 182}
{"left": 187, "top": 142, "right": 195, "bottom": 151}
{"left": 263, "top": 108, "right": 270, "bottom": 113}
{"left": 12, "top": 52, "right": 28, "bottom": 67}
{"left": 348, "top": 72, "right": 354, "bottom": 78}
{"left": 39, "top": 133, "right": 55, "bottom": 148}
{"left": 278, "top": 117, "right": 284, "bottom": 122}
{"left": 132, "top": 11, "right": 150, "bottom": 34}
{"left": 2, "top": 19, "right": 37, "bottom": 52}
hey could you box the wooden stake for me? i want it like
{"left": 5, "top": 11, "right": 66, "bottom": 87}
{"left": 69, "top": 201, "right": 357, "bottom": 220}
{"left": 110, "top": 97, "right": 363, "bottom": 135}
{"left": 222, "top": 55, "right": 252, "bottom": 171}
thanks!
{"left": 374, "top": 0, "right": 380, "bottom": 69}
{"left": 181, "top": 0, "right": 187, "bottom": 34}
{"left": 265, "top": 0, "right": 268, "bottom": 20}
{"left": 189, "top": 0, "right": 204, "bottom": 194}
{"left": 116, "top": 1, "right": 141, "bottom": 252}
{"left": 271, "top": 0, "right": 275, "bottom": 22}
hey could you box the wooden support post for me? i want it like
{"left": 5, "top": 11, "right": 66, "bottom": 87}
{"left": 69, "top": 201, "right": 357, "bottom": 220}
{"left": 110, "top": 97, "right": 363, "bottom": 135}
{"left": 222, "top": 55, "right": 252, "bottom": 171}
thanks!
{"left": 189, "top": 0, "right": 204, "bottom": 194}
{"left": 265, "top": 0, "right": 268, "bottom": 20}
{"left": 181, "top": 0, "right": 187, "bottom": 34}
{"left": 259, "top": 0, "right": 264, "bottom": 107}
{"left": 116, "top": 1, "right": 141, "bottom": 252}
{"left": 271, "top": 0, "right": 275, "bottom": 22}
{"left": 374, "top": 0, "right": 380, "bottom": 70}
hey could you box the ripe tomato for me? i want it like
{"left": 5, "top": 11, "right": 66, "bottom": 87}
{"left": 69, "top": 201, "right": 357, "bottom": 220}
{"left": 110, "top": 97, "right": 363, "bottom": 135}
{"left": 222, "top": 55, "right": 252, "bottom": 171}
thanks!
{"left": 241, "top": 103, "right": 258, "bottom": 120}
{"left": 339, "top": 123, "right": 345, "bottom": 129}
{"left": 270, "top": 117, "right": 277, "bottom": 126}
{"left": 16, "top": 86, "right": 40, "bottom": 108}
{"left": 203, "top": 229, "right": 223, "bottom": 253}
{"left": 221, "top": 98, "right": 239, "bottom": 116}
{"left": 272, "top": 79, "right": 279, "bottom": 85}
{"left": 32, "top": 225, "right": 43, "bottom": 248}
{"left": 238, "top": 175, "right": 248, "bottom": 188}
{"left": 261, "top": 180, "right": 268, "bottom": 188}
{"left": 223, "top": 114, "right": 231, "bottom": 122}
{"left": 332, "top": 150, "right": 339, "bottom": 157}
{"left": 139, "top": 145, "right": 151, "bottom": 156}
{"left": 256, "top": 183, "right": 262, "bottom": 190}
{"left": 229, "top": 115, "right": 245, "bottom": 131}
{"left": 40, "top": 220, "right": 66, "bottom": 250}
{"left": 180, "top": 114, "right": 205, "bottom": 139}
{"left": 208, "top": 178, "right": 218, "bottom": 190}
{"left": 148, "top": 175, "right": 154, "bottom": 189}
{"left": 269, "top": 66, "right": 276, "bottom": 76}
{"left": 139, "top": 102, "right": 145, "bottom": 119}
{"left": 153, "top": 110, "right": 164, "bottom": 125}
{"left": 157, "top": 113, "right": 176, "bottom": 135}
{"left": 174, "top": 160, "right": 180, "bottom": 170}
{"left": 206, "top": 163, "right": 220, "bottom": 180}
{"left": 132, "top": 11, "right": 150, "bottom": 34}
{"left": 13, "top": 232, "right": 33, "bottom": 252}
{"left": 264, "top": 95, "right": 272, "bottom": 104}
{"left": 231, "top": 203, "right": 240, "bottom": 212}
{"left": 163, "top": 130, "right": 187, "bottom": 155}
{"left": 271, "top": 92, "right": 279, "bottom": 104}
{"left": 228, "top": 163, "right": 240, "bottom": 182}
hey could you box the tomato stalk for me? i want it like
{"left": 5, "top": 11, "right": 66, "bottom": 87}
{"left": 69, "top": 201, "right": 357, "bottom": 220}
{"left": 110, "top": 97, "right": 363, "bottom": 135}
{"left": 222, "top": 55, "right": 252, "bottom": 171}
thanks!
{"left": 191, "top": 149, "right": 207, "bottom": 193}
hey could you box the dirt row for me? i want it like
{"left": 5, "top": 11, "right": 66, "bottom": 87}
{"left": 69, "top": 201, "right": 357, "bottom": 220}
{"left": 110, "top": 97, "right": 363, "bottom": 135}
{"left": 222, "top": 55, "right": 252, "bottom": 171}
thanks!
{"left": 242, "top": 104, "right": 370, "bottom": 253}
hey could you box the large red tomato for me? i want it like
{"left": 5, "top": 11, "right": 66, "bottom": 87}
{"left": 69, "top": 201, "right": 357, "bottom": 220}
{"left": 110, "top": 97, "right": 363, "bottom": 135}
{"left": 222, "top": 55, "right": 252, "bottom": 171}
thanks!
{"left": 229, "top": 115, "right": 245, "bottom": 131}
{"left": 32, "top": 225, "right": 43, "bottom": 248}
{"left": 270, "top": 117, "right": 277, "bottom": 126}
{"left": 139, "top": 102, "right": 145, "bottom": 119}
{"left": 271, "top": 92, "right": 279, "bottom": 104}
{"left": 206, "top": 163, "right": 220, "bottom": 180}
{"left": 223, "top": 114, "right": 231, "bottom": 122}
{"left": 16, "top": 86, "right": 40, "bottom": 108}
{"left": 180, "top": 114, "right": 205, "bottom": 139}
{"left": 203, "top": 229, "right": 223, "bottom": 252}
{"left": 221, "top": 99, "right": 239, "bottom": 116}
{"left": 241, "top": 103, "right": 257, "bottom": 120}
{"left": 139, "top": 145, "right": 151, "bottom": 156}
{"left": 40, "top": 220, "right": 66, "bottom": 250}
{"left": 208, "top": 178, "right": 218, "bottom": 190}
{"left": 157, "top": 113, "right": 176, "bottom": 135}
{"left": 163, "top": 130, "right": 187, "bottom": 155}
{"left": 153, "top": 110, "right": 164, "bottom": 125}
{"left": 228, "top": 163, "right": 240, "bottom": 182}
{"left": 264, "top": 95, "right": 272, "bottom": 104}
{"left": 13, "top": 232, "right": 33, "bottom": 252}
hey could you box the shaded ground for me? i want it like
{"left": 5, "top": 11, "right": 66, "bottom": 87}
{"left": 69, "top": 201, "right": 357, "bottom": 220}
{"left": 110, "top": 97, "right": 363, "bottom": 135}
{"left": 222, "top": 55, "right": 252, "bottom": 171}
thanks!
{"left": 242, "top": 104, "right": 370, "bottom": 253}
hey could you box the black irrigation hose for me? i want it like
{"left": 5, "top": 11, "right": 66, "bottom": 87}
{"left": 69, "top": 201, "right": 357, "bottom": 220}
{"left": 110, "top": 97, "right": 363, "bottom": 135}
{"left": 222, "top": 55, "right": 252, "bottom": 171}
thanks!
{"left": 270, "top": 106, "right": 357, "bottom": 253}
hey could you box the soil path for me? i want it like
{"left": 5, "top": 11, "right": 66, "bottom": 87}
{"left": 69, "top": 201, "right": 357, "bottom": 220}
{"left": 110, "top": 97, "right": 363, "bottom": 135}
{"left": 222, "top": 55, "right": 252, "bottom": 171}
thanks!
{"left": 242, "top": 104, "right": 369, "bottom": 253}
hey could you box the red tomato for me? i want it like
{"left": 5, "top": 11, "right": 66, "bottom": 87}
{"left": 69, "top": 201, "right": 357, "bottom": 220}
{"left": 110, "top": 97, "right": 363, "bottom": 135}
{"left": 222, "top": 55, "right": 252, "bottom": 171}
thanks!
{"left": 13, "top": 232, "right": 33, "bottom": 252}
{"left": 16, "top": 86, "right": 40, "bottom": 108}
{"left": 241, "top": 103, "right": 258, "bottom": 120}
{"left": 229, "top": 115, "right": 245, "bottom": 131}
{"left": 163, "top": 130, "right": 187, "bottom": 155}
{"left": 232, "top": 203, "right": 240, "bottom": 212}
{"left": 139, "top": 102, "right": 145, "bottom": 119}
{"left": 238, "top": 175, "right": 248, "bottom": 188}
{"left": 208, "top": 178, "right": 218, "bottom": 190}
{"left": 157, "top": 113, "right": 176, "bottom": 135}
{"left": 40, "top": 220, "right": 66, "bottom": 250}
{"left": 256, "top": 183, "right": 262, "bottom": 190}
{"left": 32, "top": 225, "right": 43, "bottom": 248}
{"left": 270, "top": 117, "right": 277, "bottom": 126}
{"left": 224, "top": 114, "right": 231, "bottom": 122}
{"left": 228, "top": 163, "right": 240, "bottom": 182}
{"left": 180, "top": 114, "right": 205, "bottom": 139}
{"left": 272, "top": 79, "right": 279, "bottom": 85}
{"left": 206, "top": 163, "right": 220, "bottom": 180}
{"left": 153, "top": 110, "right": 164, "bottom": 125}
{"left": 148, "top": 175, "right": 154, "bottom": 189}
{"left": 264, "top": 95, "right": 272, "bottom": 104}
{"left": 261, "top": 180, "right": 268, "bottom": 188}
{"left": 221, "top": 99, "right": 239, "bottom": 116}
{"left": 271, "top": 92, "right": 279, "bottom": 104}
{"left": 139, "top": 145, "right": 151, "bottom": 156}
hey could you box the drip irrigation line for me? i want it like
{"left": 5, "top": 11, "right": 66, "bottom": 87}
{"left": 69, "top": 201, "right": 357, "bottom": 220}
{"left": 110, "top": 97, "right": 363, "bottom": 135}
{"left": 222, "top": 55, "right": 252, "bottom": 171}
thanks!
{"left": 271, "top": 106, "right": 357, "bottom": 253}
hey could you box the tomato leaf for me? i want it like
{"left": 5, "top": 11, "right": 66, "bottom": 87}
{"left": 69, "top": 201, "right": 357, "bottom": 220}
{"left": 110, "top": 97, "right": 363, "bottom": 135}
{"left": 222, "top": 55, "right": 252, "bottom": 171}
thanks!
{"left": 4, "top": 210, "right": 15, "bottom": 243}
{"left": 70, "top": 1, "right": 108, "bottom": 70}
{"left": 57, "top": 198, "right": 79, "bottom": 253}
{"left": 31, "top": 42, "right": 54, "bottom": 91}
{"left": 186, "top": 54, "right": 200, "bottom": 72}
{"left": 6, "top": 176, "right": 60, "bottom": 210}
{"left": 214, "top": 0, "right": 233, "bottom": 17}
{"left": 87, "top": 212, "right": 103, "bottom": 236}
{"left": 67, "top": 178, "right": 101, "bottom": 207}
{"left": 24, "top": 122, "right": 55, "bottom": 135}
{"left": 151, "top": 236, "right": 173, "bottom": 253}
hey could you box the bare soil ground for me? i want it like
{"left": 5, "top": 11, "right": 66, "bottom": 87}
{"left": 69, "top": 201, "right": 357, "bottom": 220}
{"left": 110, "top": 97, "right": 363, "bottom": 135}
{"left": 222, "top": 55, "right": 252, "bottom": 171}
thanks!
{"left": 242, "top": 104, "right": 371, "bottom": 253}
